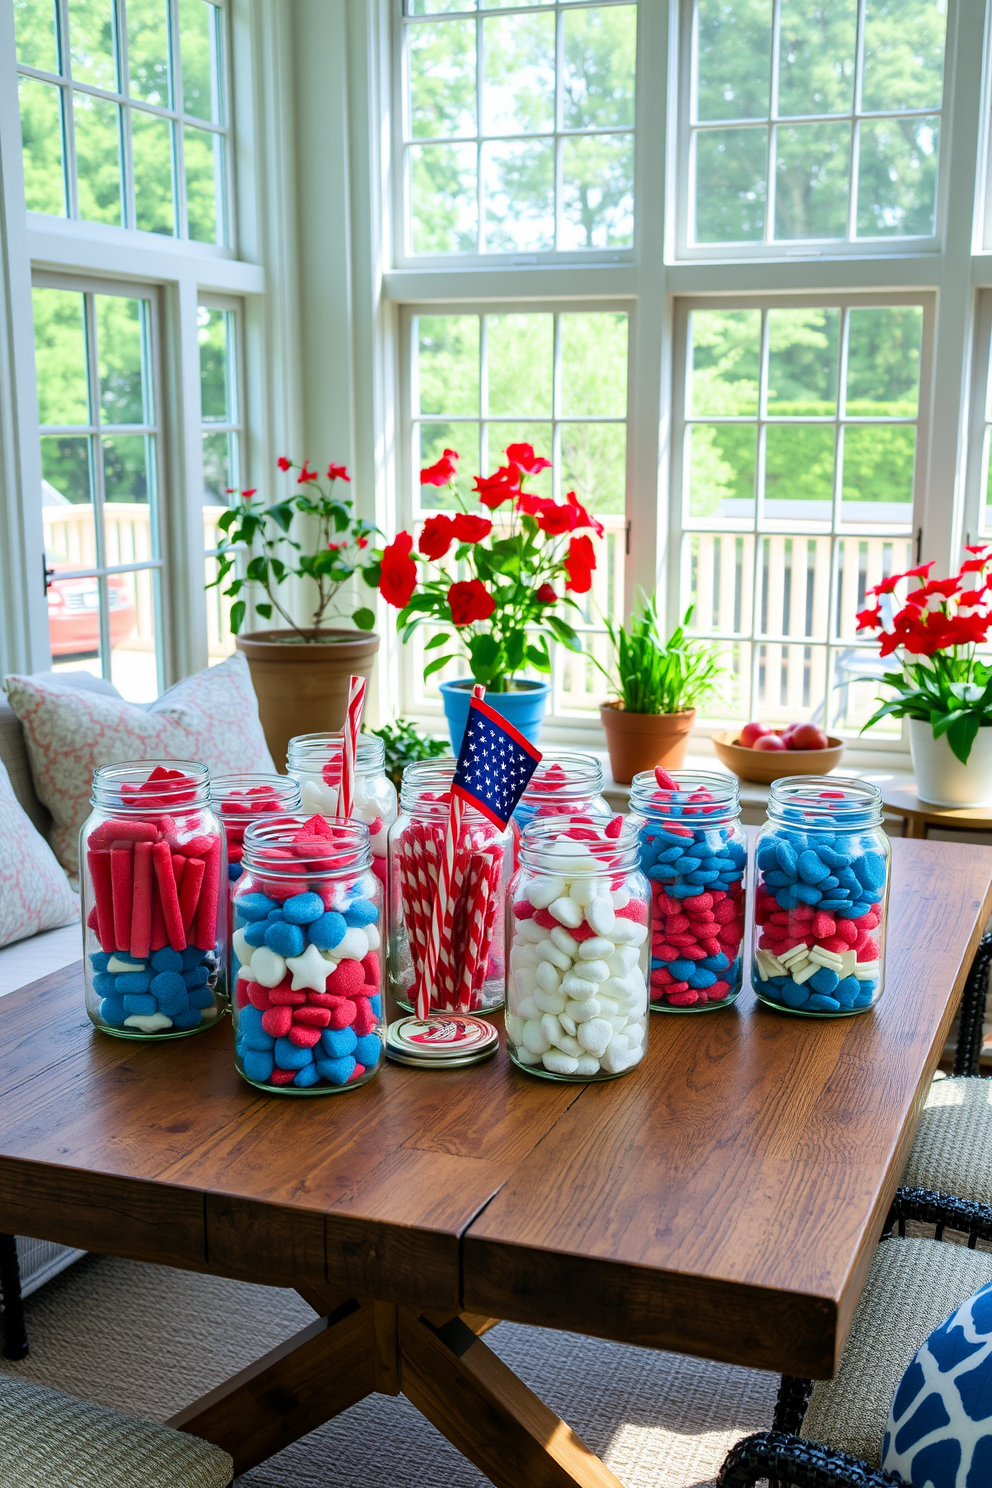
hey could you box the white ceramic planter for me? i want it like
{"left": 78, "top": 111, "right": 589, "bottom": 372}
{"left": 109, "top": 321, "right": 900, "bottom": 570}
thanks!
{"left": 909, "top": 718, "right": 992, "bottom": 807}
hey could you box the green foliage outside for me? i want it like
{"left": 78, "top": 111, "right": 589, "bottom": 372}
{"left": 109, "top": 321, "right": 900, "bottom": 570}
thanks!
{"left": 367, "top": 719, "right": 448, "bottom": 791}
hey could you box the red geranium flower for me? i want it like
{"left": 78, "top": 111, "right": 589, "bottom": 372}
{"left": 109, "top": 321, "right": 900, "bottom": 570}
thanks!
{"left": 473, "top": 466, "right": 520, "bottom": 509}
{"left": 298, "top": 463, "right": 319, "bottom": 484}
{"left": 379, "top": 532, "right": 417, "bottom": 610}
{"left": 517, "top": 491, "right": 554, "bottom": 518}
{"left": 867, "top": 571, "right": 905, "bottom": 596}
{"left": 277, "top": 456, "right": 291, "bottom": 471}
{"left": 450, "top": 512, "right": 492, "bottom": 543}
{"left": 421, "top": 449, "right": 459, "bottom": 487}
{"left": 565, "top": 490, "right": 604, "bottom": 538}
{"left": 241, "top": 488, "right": 256, "bottom": 499}
{"left": 505, "top": 443, "right": 551, "bottom": 477}
{"left": 327, "top": 463, "right": 350, "bottom": 482}
{"left": 904, "top": 561, "right": 935, "bottom": 580}
{"left": 419, "top": 513, "right": 454, "bottom": 561}
{"left": 357, "top": 536, "right": 368, "bottom": 549}
{"left": 448, "top": 578, "right": 495, "bottom": 627}
{"left": 565, "top": 535, "right": 596, "bottom": 594}
{"left": 535, "top": 502, "right": 578, "bottom": 537}
{"left": 856, "top": 606, "right": 882, "bottom": 630}
{"left": 535, "top": 583, "right": 557, "bottom": 604}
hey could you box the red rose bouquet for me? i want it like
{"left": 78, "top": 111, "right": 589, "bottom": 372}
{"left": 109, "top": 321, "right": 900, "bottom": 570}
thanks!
{"left": 364, "top": 443, "right": 602, "bottom": 691}
{"left": 857, "top": 545, "right": 992, "bottom": 762}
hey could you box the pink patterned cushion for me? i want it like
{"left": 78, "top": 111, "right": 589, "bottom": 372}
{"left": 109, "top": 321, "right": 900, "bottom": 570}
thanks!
{"left": 3, "top": 652, "right": 274, "bottom": 878}
{"left": 0, "top": 755, "right": 78, "bottom": 948}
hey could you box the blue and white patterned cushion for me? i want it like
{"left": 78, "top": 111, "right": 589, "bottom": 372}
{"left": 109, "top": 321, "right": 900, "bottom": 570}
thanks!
{"left": 882, "top": 1279, "right": 992, "bottom": 1487}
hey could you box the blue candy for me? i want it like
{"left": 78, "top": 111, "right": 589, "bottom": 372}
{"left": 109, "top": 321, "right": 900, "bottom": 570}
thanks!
{"left": 93, "top": 972, "right": 116, "bottom": 997}
{"left": 273, "top": 1036, "right": 314, "bottom": 1070}
{"left": 156, "top": 981, "right": 189, "bottom": 1017}
{"left": 100, "top": 996, "right": 128, "bottom": 1027}
{"left": 171, "top": 1007, "right": 203, "bottom": 1030}
{"left": 90, "top": 952, "right": 111, "bottom": 972}
{"left": 368, "top": 994, "right": 383, "bottom": 1020}
{"left": 797, "top": 851, "right": 829, "bottom": 884}
{"left": 835, "top": 976, "right": 860, "bottom": 1007}
{"left": 239, "top": 1005, "right": 265, "bottom": 1037}
{"left": 183, "top": 965, "right": 209, "bottom": 988}
{"left": 354, "top": 1034, "right": 381, "bottom": 1067}
{"left": 187, "top": 985, "right": 215, "bottom": 1010}
{"left": 774, "top": 841, "right": 798, "bottom": 875}
{"left": 809, "top": 966, "right": 840, "bottom": 995}
{"left": 151, "top": 970, "right": 185, "bottom": 1002}
{"left": 236, "top": 892, "right": 278, "bottom": 922}
{"left": 807, "top": 993, "right": 841, "bottom": 1012}
{"left": 150, "top": 947, "right": 183, "bottom": 973}
{"left": 344, "top": 897, "right": 378, "bottom": 928}
{"left": 294, "top": 1063, "right": 321, "bottom": 1087}
{"left": 263, "top": 921, "right": 305, "bottom": 958}
{"left": 689, "top": 968, "right": 717, "bottom": 989}
{"left": 116, "top": 971, "right": 151, "bottom": 994}
{"left": 322, "top": 1025, "right": 358, "bottom": 1058}
{"left": 780, "top": 982, "right": 811, "bottom": 1009}
{"left": 283, "top": 892, "right": 324, "bottom": 925}
{"left": 701, "top": 952, "right": 730, "bottom": 972}
{"left": 315, "top": 1055, "right": 356, "bottom": 1085}
{"left": 669, "top": 958, "right": 695, "bottom": 980}
{"left": 181, "top": 946, "right": 207, "bottom": 971}
{"left": 854, "top": 852, "right": 886, "bottom": 890}
{"left": 792, "top": 883, "right": 823, "bottom": 905}
{"left": 123, "top": 993, "right": 156, "bottom": 1015}
{"left": 244, "top": 921, "right": 269, "bottom": 947}
{"left": 266, "top": 908, "right": 286, "bottom": 922}
{"left": 228, "top": 862, "right": 243, "bottom": 881}
{"left": 243, "top": 1048, "right": 275, "bottom": 1082}
{"left": 854, "top": 982, "right": 877, "bottom": 1006}
{"left": 308, "top": 911, "right": 347, "bottom": 950}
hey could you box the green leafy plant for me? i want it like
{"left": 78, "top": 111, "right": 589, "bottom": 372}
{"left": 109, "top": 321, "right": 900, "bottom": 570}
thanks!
{"left": 208, "top": 457, "right": 378, "bottom": 640}
{"left": 594, "top": 596, "right": 724, "bottom": 715}
{"left": 367, "top": 719, "right": 449, "bottom": 791}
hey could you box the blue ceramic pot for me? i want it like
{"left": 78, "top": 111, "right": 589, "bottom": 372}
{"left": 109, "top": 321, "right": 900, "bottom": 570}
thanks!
{"left": 439, "top": 678, "right": 551, "bottom": 752}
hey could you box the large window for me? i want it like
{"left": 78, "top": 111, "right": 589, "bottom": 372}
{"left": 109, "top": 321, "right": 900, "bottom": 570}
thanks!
{"left": 200, "top": 299, "right": 240, "bottom": 662}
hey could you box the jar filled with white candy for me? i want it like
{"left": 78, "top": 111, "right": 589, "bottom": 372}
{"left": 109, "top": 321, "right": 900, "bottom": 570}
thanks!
{"left": 506, "top": 814, "right": 650, "bottom": 1081}
{"left": 286, "top": 732, "right": 396, "bottom": 894}
{"left": 512, "top": 752, "right": 608, "bottom": 834}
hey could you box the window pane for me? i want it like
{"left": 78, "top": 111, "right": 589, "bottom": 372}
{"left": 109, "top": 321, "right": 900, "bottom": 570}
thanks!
{"left": 42, "top": 435, "right": 97, "bottom": 568}
{"left": 486, "top": 313, "right": 552, "bottom": 416}
{"left": 109, "top": 569, "right": 158, "bottom": 701}
{"left": 689, "top": 309, "right": 760, "bottom": 416}
{"left": 754, "top": 641, "right": 826, "bottom": 721}
{"left": 687, "top": 424, "right": 756, "bottom": 520}
{"left": 777, "top": 0, "right": 856, "bottom": 118}
{"left": 48, "top": 569, "right": 103, "bottom": 667}
{"left": 15, "top": 0, "right": 59, "bottom": 73}
{"left": 482, "top": 14, "right": 555, "bottom": 136}
{"left": 68, "top": 0, "right": 118, "bottom": 90}
{"left": 132, "top": 110, "right": 175, "bottom": 235}
{"left": 202, "top": 429, "right": 233, "bottom": 502}
{"left": 774, "top": 122, "right": 849, "bottom": 240}
{"left": 561, "top": 5, "right": 636, "bottom": 131}
{"left": 96, "top": 296, "right": 147, "bottom": 424}
{"left": 416, "top": 315, "right": 479, "bottom": 416}
{"left": 856, "top": 117, "right": 938, "bottom": 239}
{"left": 695, "top": 0, "right": 772, "bottom": 122}
{"left": 198, "top": 308, "right": 233, "bottom": 421}
{"left": 409, "top": 0, "right": 478, "bottom": 14}
{"left": 184, "top": 125, "right": 221, "bottom": 242}
{"left": 767, "top": 308, "right": 839, "bottom": 414}
{"left": 559, "top": 423, "right": 626, "bottom": 515}
{"left": 560, "top": 313, "right": 628, "bottom": 418}
{"left": 845, "top": 307, "right": 922, "bottom": 414}
{"left": 127, "top": 0, "right": 171, "bottom": 105}
{"left": 841, "top": 424, "right": 916, "bottom": 520}
{"left": 410, "top": 143, "right": 477, "bottom": 252}
{"left": 19, "top": 79, "right": 66, "bottom": 216}
{"left": 759, "top": 534, "right": 831, "bottom": 640}
{"left": 73, "top": 93, "right": 123, "bottom": 225}
{"left": 179, "top": 0, "right": 218, "bottom": 121}
{"left": 984, "top": 430, "right": 992, "bottom": 535}
{"left": 482, "top": 139, "right": 554, "bottom": 251}
{"left": 829, "top": 645, "right": 898, "bottom": 734}
{"left": 694, "top": 127, "right": 766, "bottom": 242}
{"left": 204, "top": 553, "right": 235, "bottom": 661}
{"left": 32, "top": 287, "right": 90, "bottom": 426}
{"left": 684, "top": 531, "right": 755, "bottom": 637}
{"left": 487, "top": 423, "right": 552, "bottom": 499}
{"left": 418, "top": 421, "right": 477, "bottom": 509}
{"left": 560, "top": 134, "right": 634, "bottom": 250}
{"left": 409, "top": 19, "right": 476, "bottom": 139}
{"left": 861, "top": 0, "right": 946, "bottom": 114}
{"left": 764, "top": 425, "right": 836, "bottom": 518}
{"left": 103, "top": 431, "right": 151, "bottom": 507}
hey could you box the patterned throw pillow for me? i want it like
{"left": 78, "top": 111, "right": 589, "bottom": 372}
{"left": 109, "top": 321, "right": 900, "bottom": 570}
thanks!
{"left": 0, "top": 755, "right": 78, "bottom": 948}
{"left": 4, "top": 652, "right": 274, "bottom": 880}
{"left": 882, "top": 1280, "right": 992, "bottom": 1487}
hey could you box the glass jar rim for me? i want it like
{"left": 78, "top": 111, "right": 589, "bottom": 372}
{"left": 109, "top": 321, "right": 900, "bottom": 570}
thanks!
{"left": 767, "top": 775, "right": 883, "bottom": 829}
{"left": 209, "top": 773, "right": 302, "bottom": 814}
{"left": 286, "top": 732, "right": 385, "bottom": 772}
{"left": 241, "top": 816, "right": 372, "bottom": 877}
{"left": 629, "top": 769, "right": 741, "bottom": 820}
{"left": 398, "top": 758, "right": 456, "bottom": 814}
{"left": 518, "top": 811, "right": 641, "bottom": 873}
{"left": 519, "top": 751, "right": 604, "bottom": 800}
{"left": 91, "top": 759, "right": 209, "bottom": 811}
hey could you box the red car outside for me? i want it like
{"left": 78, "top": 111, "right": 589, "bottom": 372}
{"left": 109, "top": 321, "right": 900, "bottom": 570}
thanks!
{"left": 47, "top": 572, "right": 137, "bottom": 658}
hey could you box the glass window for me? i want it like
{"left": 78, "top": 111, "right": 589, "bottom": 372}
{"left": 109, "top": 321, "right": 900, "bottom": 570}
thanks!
{"left": 678, "top": 300, "right": 924, "bottom": 732}
{"left": 688, "top": 0, "right": 946, "bottom": 247}
{"left": 14, "top": 0, "right": 230, "bottom": 244}
{"left": 35, "top": 280, "right": 164, "bottom": 701}
{"left": 401, "top": 2, "right": 637, "bottom": 257}
{"left": 200, "top": 302, "right": 241, "bottom": 662}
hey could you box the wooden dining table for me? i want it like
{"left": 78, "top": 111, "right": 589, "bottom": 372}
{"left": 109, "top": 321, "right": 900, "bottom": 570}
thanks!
{"left": 1, "top": 835, "right": 991, "bottom": 1488}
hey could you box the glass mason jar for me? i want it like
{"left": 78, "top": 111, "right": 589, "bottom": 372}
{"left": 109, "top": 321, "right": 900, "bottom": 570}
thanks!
{"left": 506, "top": 814, "right": 650, "bottom": 1080}
{"left": 286, "top": 732, "right": 397, "bottom": 892}
{"left": 388, "top": 761, "right": 512, "bottom": 1014}
{"left": 231, "top": 817, "right": 384, "bottom": 1092}
{"left": 512, "top": 752, "right": 608, "bottom": 834}
{"left": 81, "top": 760, "right": 227, "bottom": 1038}
{"left": 209, "top": 774, "right": 302, "bottom": 887}
{"left": 628, "top": 770, "right": 747, "bottom": 1012}
{"left": 751, "top": 777, "right": 889, "bottom": 1017}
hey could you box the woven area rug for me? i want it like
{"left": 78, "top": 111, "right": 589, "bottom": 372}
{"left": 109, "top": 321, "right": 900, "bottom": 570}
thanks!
{"left": 0, "top": 1254, "right": 777, "bottom": 1487}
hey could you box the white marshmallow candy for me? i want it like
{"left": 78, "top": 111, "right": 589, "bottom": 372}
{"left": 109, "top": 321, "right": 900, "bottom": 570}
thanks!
{"left": 517, "top": 994, "right": 540, "bottom": 1021}
{"left": 550, "top": 925, "right": 579, "bottom": 957}
{"left": 125, "top": 1011, "right": 174, "bottom": 1032}
{"left": 611, "top": 919, "right": 647, "bottom": 947}
{"left": 515, "top": 1047, "right": 542, "bottom": 1065}
{"left": 577, "top": 958, "right": 610, "bottom": 984}
{"left": 527, "top": 875, "right": 565, "bottom": 909}
{"left": 250, "top": 946, "right": 287, "bottom": 987}
{"left": 363, "top": 923, "right": 381, "bottom": 952}
{"left": 505, "top": 1012, "right": 524, "bottom": 1044}
{"left": 607, "top": 945, "right": 639, "bottom": 975}
{"left": 610, "top": 887, "right": 630, "bottom": 911}
{"left": 534, "top": 987, "right": 567, "bottom": 1015}
{"left": 561, "top": 973, "right": 599, "bottom": 998}
{"left": 232, "top": 928, "right": 252, "bottom": 966}
{"left": 577, "top": 1017, "right": 612, "bottom": 1056}
{"left": 108, "top": 955, "right": 145, "bottom": 973}
{"left": 570, "top": 877, "right": 609, "bottom": 907}
{"left": 575, "top": 1054, "right": 602, "bottom": 1076}
{"left": 549, "top": 896, "right": 583, "bottom": 929}
{"left": 564, "top": 997, "right": 602, "bottom": 1023}
{"left": 577, "top": 937, "right": 615, "bottom": 961}
{"left": 535, "top": 961, "right": 561, "bottom": 993}
{"left": 587, "top": 896, "right": 616, "bottom": 936}
{"left": 521, "top": 1019, "right": 552, "bottom": 1055}
{"left": 514, "top": 968, "right": 538, "bottom": 1000}
{"left": 537, "top": 941, "right": 571, "bottom": 970}
{"left": 337, "top": 927, "right": 369, "bottom": 961}
{"left": 559, "top": 1013, "right": 577, "bottom": 1037}
{"left": 542, "top": 1050, "right": 580, "bottom": 1075}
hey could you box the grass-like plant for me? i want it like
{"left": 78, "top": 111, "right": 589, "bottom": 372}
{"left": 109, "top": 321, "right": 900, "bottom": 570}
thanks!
{"left": 596, "top": 596, "right": 724, "bottom": 715}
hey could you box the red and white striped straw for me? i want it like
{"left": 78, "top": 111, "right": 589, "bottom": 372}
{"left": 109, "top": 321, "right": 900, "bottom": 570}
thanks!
{"left": 337, "top": 674, "right": 366, "bottom": 819}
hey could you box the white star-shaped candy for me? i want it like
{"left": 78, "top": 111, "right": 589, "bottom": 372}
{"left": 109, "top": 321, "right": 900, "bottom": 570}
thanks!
{"left": 285, "top": 941, "right": 334, "bottom": 992}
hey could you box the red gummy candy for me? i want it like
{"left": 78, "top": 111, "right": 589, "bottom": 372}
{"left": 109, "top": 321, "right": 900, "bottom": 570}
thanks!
{"left": 269, "top": 985, "right": 307, "bottom": 1006}
{"left": 327, "top": 960, "right": 365, "bottom": 997}
{"left": 709, "top": 980, "right": 730, "bottom": 1000}
{"left": 288, "top": 1025, "right": 323, "bottom": 1048}
{"left": 533, "top": 908, "right": 557, "bottom": 930}
{"left": 665, "top": 914, "right": 690, "bottom": 934}
{"left": 247, "top": 982, "right": 272, "bottom": 1010}
{"left": 654, "top": 767, "right": 678, "bottom": 790}
{"left": 513, "top": 900, "right": 535, "bottom": 920}
{"left": 650, "top": 968, "right": 674, "bottom": 986}
{"left": 665, "top": 980, "right": 690, "bottom": 996}
{"left": 328, "top": 1000, "right": 358, "bottom": 1030}
{"left": 346, "top": 1062, "right": 367, "bottom": 1083}
{"left": 820, "top": 935, "right": 848, "bottom": 954}
{"left": 234, "top": 980, "right": 251, "bottom": 1008}
{"left": 307, "top": 991, "right": 345, "bottom": 1008}
{"left": 361, "top": 952, "right": 381, "bottom": 988}
{"left": 261, "top": 1006, "right": 293, "bottom": 1037}
{"left": 836, "top": 920, "right": 858, "bottom": 944}
{"left": 683, "top": 944, "right": 707, "bottom": 960}
{"left": 682, "top": 893, "right": 713, "bottom": 912}
{"left": 666, "top": 988, "right": 699, "bottom": 1006}
{"left": 652, "top": 943, "right": 678, "bottom": 962}
{"left": 269, "top": 1067, "right": 298, "bottom": 1085}
{"left": 570, "top": 923, "right": 596, "bottom": 941}
{"left": 812, "top": 912, "right": 836, "bottom": 940}
{"left": 293, "top": 1005, "right": 331, "bottom": 1028}
{"left": 667, "top": 933, "right": 696, "bottom": 949}
{"left": 700, "top": 938, "right": 722, "bottom": 957}
{"left": 856, "top": 938, "right": 879, "bottom": 962}
{"left": 616, "top": 899, "right": 648, "bottom": 923}
{"left": 352, "top": 996, "right": 377, "bottom": 1036}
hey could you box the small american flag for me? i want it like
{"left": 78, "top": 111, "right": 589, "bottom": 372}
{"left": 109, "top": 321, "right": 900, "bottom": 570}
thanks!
{"left": 452, "top": 697, "right": 542, "bottom": 829}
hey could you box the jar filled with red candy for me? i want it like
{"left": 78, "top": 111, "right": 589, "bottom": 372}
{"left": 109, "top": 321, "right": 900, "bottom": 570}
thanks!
{"left": 627, "top": 769, "right": 747, "bottom": 1012}
{"left": 388, "top": 761, "right": 511, "bottom": 1014}
{"left": 81, "top": 761, "right": 226, "bottom": 1038}
{"left": 209, "top": 774, "right": 302, "bottom": 888}
{"left": 286, "top": 733, "right": 396, "bottom": 891}
{"left": 231, "top": 816, "right": 383, "bottom": 1092}
{"left": 512, "top": 752, "right": 608, "bottom": 834}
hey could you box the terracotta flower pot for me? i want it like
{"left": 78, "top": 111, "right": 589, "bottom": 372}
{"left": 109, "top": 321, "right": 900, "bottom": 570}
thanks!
{"left": 236, "top": 628, "right": 379, "bottom": 770}
{"left": 599, "top": 703, "right": 696, "bottom": 786}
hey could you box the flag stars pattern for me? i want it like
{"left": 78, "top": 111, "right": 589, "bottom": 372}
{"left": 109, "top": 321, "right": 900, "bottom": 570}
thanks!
{"left": 454, "top": 707, "right": 540, "bottom": 828}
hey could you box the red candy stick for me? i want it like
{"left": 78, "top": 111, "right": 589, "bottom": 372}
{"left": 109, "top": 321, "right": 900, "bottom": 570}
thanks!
{"left": 192, "top": 838, "right": 221, "bottom": 950}
{"left": 110, "top": 846, "right": 133, "bottom": 953}
{"left": 88, "top": 819, "right": 158, "bottom": 850}
{"left": 150, "top": 883, "right": 168, "bottom": 951}
{"left": 86, "top": 849, "right": 116, "bottom": 952}
{"left": 178, "top": 855, "right": 205, "bottom": 932}
{"left": 171, "top": 853, "right": 187, "bottom": 898}
{"left": 152, "top": 841, "right": 186, "bottom": 950}
{"left": 130, "top": 841, "right": 154, "bottom": 959}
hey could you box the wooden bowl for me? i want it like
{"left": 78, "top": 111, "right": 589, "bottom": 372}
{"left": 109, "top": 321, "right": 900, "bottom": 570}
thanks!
{"left": 712, "top": 729, "right": 845, "bottom": 785}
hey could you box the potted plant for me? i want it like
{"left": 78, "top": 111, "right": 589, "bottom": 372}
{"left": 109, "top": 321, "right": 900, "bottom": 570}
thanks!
{"left": 363, "top": 444, "right": 601, "bottom": 749}
{"left": 367, "top": 718, "right": 449, "bottom": 791}
{"left": 209, "top": 458, "right": 379, "bottom": 767}
{"left": 857, "top": 546, "right": 992, "bottom": 806}
{"left": 594, "top": 597, "right": 723, "bottom": 784}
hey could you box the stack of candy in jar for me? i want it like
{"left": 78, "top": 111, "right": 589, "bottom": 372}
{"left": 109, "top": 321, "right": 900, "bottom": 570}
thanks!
{"left": 231, "top": 816, "right": 383, "bottom": 1090}
{"left": 512, "top": 754, "right": 607, "bottom": 834}
{"left": 634, "top": 769, "right": 747, "bottom": 1010}
{"left": 84, "top": 764, "right": 223, "bottom": 1035}
{"left": 507, "top": 815, "right": 650, "bottom": 1079}
{"left": 210, "top": 775, "right": 302, "bottom": 885}
{"left": 286, "top": 733, "right": 396, "bottom": 891}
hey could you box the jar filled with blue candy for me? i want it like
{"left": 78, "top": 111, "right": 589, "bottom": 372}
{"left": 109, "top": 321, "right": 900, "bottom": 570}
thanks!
{"left": 512, "top": 752, "right": 608, "bottom": 834}
{"left": 751, "top": 778, "right": 888, "bottom": 1017}
{"left": 627, "top": 770, "right": 747, "bottom": 1011}
{"left": 231, "top": 816, "right": 384, "bottom": 1092}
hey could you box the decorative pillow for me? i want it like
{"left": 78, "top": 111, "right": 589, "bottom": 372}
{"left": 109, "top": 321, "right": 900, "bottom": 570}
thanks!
{"left": 4, "top": 652, "right": 274, "bottom": 879}
{"left": 882, "top": 1280, "right": 992, "bottom": 1487}
{"left": 0, "top": 755, "right": 78, "bottom": 948}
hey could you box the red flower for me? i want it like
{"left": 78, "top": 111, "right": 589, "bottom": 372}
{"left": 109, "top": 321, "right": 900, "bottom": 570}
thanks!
{"left": 298, "top": 463, "right": 319, "bottom": 484}
{"left": 356, "top": 536, "right": 368, "bottom": 549}
{"left": 855, "top": 607, "right": 882, "bottom": 630}
{"left": 517, "top": 490, "right": 554, "bottom": 518}
{"left": 450, "top": 512, "right": 492, "bottom": 543}
{"left": 419, "top": 513, "right": 454, "bottom": 561}
{"left": 904, "top": 561, "right": 934, "bottom": 580}
{"left": 327, "top": 463, "right": 350, "bottom": 482}
{"left": 956, "top": 589, "right": 986, "bottom": 608}
{"left": 867, "top": 571, "right": 905, "bottom": 596}
{"left": 918, "top": 577, "right": 961, "bottom": 601}
{"left": 960, "top": 557, "right": 989, "bottom": 573}
{"left": 225, "top": 487, "right": 237, "bottom": 494}
{"left": 565, "top": 535, "right": 596, "bottom": 594}
{"left": 536, "top": 502, "right": 578, "bottom": 537}
{"left": 421, "top": 449, "right": 459, "bottom": 487}
{"left": 504, "top": 443, "right": 551, "bottom": 477}
{"left": 277, "top": 456, "right": 291, "bottom": 471}
{"left": 536, "top": 583, "right": 557, "bottom": 604}
{"left": 565, "top": 490, "right": 604, "bottom": 539}
{"left": 379, "top": 532, "right": 417, "bottom": 610}
{"left": 448, "top": 578, "right": 495, "bottom": 627}
{"left": 473, "top": 466, "right": 520, "bottom": 509}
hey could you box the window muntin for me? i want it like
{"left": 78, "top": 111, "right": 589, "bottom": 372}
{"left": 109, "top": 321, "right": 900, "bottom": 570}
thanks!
{"left": 676, "top": 297, "right": 928, "bottom": 732}
{"left": 685, "top": 0, "right": 947, "bottom": 251}
{"left": 199, "top": 300, "right": 240, "bottom": 661}
{"left": 399, "top": 1, "right": 637, "bottom": 259}
{"left": 14, "top": 0, "right": 230, "bottom": 244}
{"left": 35, "top": 277, "right": 165, "bottom": 700}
